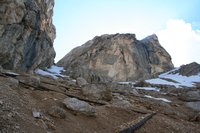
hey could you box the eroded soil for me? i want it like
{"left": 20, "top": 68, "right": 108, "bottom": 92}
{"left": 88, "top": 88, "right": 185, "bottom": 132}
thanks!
{"left": 0, "top": 72, "right": 200, "bottom": 133}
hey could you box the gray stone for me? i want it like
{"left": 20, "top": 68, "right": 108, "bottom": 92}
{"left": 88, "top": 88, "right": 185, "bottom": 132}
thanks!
{"left": 180, "top": 91, "right": 200, "bottom": 102}
{"left": 76, "top": 77, "right": 88, "bottom": 87}
{"left": 110, "top": 83, "right": 139, "bottom": 96}
{"left": 57, "top": 34, "right": 174, "bottom": 82}
{"left": 32, "top": 108, "right": 42, "bottom": 118}
{"left": 48, "top": 106, "right": 66, "bottom": 119}
{"left": 32, "top": 111, "right": 42, "bottom": 118}
{"left": 81, "top": 84, "right": 112, "bottom": 101}
{"left": 0, "top": 0, "right": 56, "bottom": 71}
{"left": 63, "top": 98, "right": 96, "bottom": 116}
{"left": 186, "top": 102, "right": 200, "bottom": 111}
{"left": 111, "top": 95, "right": 133, "bottom": 110}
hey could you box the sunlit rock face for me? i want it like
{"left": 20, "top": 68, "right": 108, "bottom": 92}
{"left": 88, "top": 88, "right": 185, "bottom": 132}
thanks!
{"left": 0, "top": 0, "right": 56, "bottom": 71}
{"left": 57, "top": 33, "right": 174, "bottom": 82}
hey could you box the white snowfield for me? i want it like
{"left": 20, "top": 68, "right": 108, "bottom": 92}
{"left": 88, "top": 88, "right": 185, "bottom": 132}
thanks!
{"left": 35, "top": 65, "right": 67, "bottom": 79}
{"left": 146, "top": 68, "right": 200, "bottom": 88}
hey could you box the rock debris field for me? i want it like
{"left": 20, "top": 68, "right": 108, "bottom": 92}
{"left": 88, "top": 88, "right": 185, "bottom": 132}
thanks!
{"left": 0, "top": 63, "right": 200, "bottom": 133}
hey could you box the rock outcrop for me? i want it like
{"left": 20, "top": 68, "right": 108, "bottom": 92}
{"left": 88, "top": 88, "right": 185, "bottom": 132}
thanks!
{"left": 0, "top": 0, "right": 56, "bottom": 71}
{"left": 180, "top": 91, "right": 200, "bottom": 102}
{"left": 186, "top": 102, "right": 200, "bottom": 112}
{"left": 57, "top": 33, "right": 174, "bottom": 82}
{"left": 170, "top": 62, "right": 200, "bottom": 76}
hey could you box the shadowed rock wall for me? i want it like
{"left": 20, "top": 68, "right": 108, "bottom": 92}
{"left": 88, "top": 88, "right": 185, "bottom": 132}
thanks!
{"left": 0, "top": 0, "right": 56, "bottom": 71}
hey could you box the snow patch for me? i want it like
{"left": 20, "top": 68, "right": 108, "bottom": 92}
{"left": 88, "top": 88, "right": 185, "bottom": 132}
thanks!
{"left": 35, "top": 69, "right": 58, "bottom": 79}
{"left": 146, "top": 78, "right": 180, "bottom": 88}
{"left": 118, "top": 81, "right": 135, "bottom": 85}
{"left": 47, "top": 65, "right": 65, "bottom": 74}
{"left": 146, "top": 67, "right": 200, "bottom": 88}
{"left": 144, "top": 95, "right": 171, "bottom": 103}
{"left": 72, "top": 80, "right": 76, "bottom": 82}
{"left": 136, "top": 87, "right": 160, "bottom": 92}
{"left": 159, "top": 72, "right": 200, "bottom": 87}
{"left": 35, "top": 65, "right": 68, "bottom": 79}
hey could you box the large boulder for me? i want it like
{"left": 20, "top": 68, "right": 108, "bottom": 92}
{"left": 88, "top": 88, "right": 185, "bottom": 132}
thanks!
{"left": 57, "top": 33, "right": 174, "bottom": 82}
{"left": 81, "top": 84, "right": 112, "bottom": 101}
{"left": 76, "top": 77, "right": 88, "bottom": 87}
{"left": 111, "top": 94, "right": 134, "bottom": 110}
{"left": 63, "top": 98, "right": 96, "bottom": 116}
{"left": 180, "top": 91, "right": 200, "bottom": 102}
{"left": 186, "top": 102, "right": 200, "bottom": 112}
{"left": 0, "top": 0, "right": 56, "bottom": 71}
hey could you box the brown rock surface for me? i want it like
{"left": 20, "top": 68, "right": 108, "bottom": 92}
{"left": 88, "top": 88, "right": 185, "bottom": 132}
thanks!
{"left": 0, "top": 69, "right": 200, "bottom": 132}
{"left": 0, "top": 0, "right": 56, "bottom": 71}
{"left": 57, "top": 34, "right": 174, "bottom": 82}
{"left": 0, "top": 69, "right": 200, "bottom": 133}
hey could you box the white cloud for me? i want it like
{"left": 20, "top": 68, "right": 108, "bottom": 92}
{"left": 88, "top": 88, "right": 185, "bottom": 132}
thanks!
{"left": 157, "top": 19, "right": 200, "bottom": 67}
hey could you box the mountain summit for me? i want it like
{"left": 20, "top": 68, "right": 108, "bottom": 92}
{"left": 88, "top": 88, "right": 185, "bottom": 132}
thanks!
{"left": 57, "top": 33, "right": 174, "bottom": 82}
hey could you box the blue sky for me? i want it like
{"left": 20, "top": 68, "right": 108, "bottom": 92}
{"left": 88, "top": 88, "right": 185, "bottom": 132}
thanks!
{"left": 53, "top": 0, "right": 200, "bottom": 66}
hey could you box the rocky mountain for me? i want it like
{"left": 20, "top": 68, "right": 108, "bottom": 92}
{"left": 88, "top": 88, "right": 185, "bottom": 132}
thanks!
{"left": 1, "top": 1, "right": 200, "bottom": 132}
{"left": 170, "top": 62, "right": 200, "bottom": 76}
{"left": 57, "top": 33, "right": 174, "bottom": 82}
{"left": 0, "top": 0, "right": 56, "bottom": 71}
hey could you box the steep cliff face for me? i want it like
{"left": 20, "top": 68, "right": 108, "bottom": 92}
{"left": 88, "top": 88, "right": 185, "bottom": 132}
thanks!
{"left": 57, "top": 34, "right": 174, "bottom": 82}
{"left": 0, "top": 0, "right": 56, "bottom": 71}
